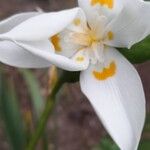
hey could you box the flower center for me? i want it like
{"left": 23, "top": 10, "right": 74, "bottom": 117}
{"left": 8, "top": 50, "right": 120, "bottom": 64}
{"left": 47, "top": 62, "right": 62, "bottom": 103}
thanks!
{"left": 69, "top": 28, "right": 105, "bottom": 64}
{"left": 70, "top": 29, "right": 100, "bottom": 47}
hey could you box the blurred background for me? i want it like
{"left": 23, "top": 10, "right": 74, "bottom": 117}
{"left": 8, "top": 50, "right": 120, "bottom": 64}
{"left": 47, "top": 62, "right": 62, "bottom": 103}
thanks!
{"left": 0, "top": 0, "right": 150, "bottom": 150}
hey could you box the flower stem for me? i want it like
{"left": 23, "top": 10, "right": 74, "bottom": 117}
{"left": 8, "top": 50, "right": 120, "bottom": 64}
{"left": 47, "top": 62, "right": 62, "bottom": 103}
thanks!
{"left": 26, "top": 71, "right": 66, "bottom": 150}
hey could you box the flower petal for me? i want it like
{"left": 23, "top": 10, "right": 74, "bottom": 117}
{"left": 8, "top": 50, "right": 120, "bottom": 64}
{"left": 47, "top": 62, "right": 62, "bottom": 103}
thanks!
{"left": 0, "top": 41, "right": 51, "bottom": 68}
{"left": 78, "top": 0, "right": 123, "bottom": 26}
{"left": 50, "top": 9, "right": 87, "bottom": 57}
{"left": 80, "top": 47, "right": 145, "bottom": 150}
{"left": 13, "top": 41, "right": 89, "bottom": 71}
{"left": 72, "top": 49, "right": 89, "bottom": 66}
{"left": 104, "top": 1, "right": 150, "bottom": 48}
{"left": 0, "top": 12, "right": 40, "bottom": 33}
{"left": 0, "top": 8, "right": 82, "bottom": 41}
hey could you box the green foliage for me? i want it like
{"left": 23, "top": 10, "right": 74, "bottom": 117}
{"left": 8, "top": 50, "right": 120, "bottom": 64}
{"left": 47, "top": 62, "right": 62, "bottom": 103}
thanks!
{"left": 93, "top": 137, "right": 119, "bottom": 150}
{"left": 138, "top": 140, "right": 150, "bottom": 150}
{"left": 119, "top": 36, "right": 150, "bottom": 64}
{"left": 144, "top": 115, "right": 150, "bottom": 132}
{"left": 20, "top": 69, "right": 44, "bottom": 118}
{"left": 0, "top": 72, "right": 26, "bottom": 150}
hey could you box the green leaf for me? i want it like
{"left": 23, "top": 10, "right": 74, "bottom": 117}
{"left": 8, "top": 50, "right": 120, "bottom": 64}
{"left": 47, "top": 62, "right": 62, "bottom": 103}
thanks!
{"left": 118, "top": 36, "right": 150, "bottom": 64}
{"left": 92, "top": 137, "right": 119, "bottom": 150}
{"left": 144, "top": 116, "right": 150, "bottom": 132}
{"left": 19, "top": 69, "right": 44, "bottom": 118}
{"left": 100, "top": 138, "right": 119, "bottom": 150}
{"left": 138, "top": 140, "right": 150, "bottom": 150}
{"left": 0, "top": 72, "right": 26, "bottom": 150}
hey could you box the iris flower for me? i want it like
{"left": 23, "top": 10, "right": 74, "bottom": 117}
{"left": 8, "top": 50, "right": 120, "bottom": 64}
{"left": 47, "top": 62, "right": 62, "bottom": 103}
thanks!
{"left": 0, "top": 0, "right": 150, "bottom": 149}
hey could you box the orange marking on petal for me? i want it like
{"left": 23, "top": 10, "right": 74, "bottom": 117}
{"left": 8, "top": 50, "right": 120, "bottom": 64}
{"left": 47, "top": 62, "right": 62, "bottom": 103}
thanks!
{"left": 76, "top": 56, "right": 85, "bottom": 62}
{"left": 50, "top": 34, "right": 62, "bottom": 52}
{"left": 93, "top": 61, "right": 116, "bottom": 80}
{"left": 107, "top": 31, "right": 114, "bottom": 40}
{"left": 91, "top": 0, "right": 114, "bottom": 9}
{"left": 73, "top": 18, "right": 81, "bottom": 26}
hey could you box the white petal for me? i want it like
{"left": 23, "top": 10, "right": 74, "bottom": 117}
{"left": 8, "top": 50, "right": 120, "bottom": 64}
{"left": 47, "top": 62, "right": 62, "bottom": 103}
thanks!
{"left": 80, "top": 47, "right": 145, "bottom": 150}
{"left": 78, "top": 0, "right": 123, "bottom": 26}
{"left": 72, "top": 49, "right": 89, "bottom": 67}
{"left": 104, "top": 1, "right": 150, "bottom": 48}
{"left": 50, "top": 9, "right": 87, "bottom": 57}
{"left": 0, "top": 8, "right": 82, "bottom": 41}
{"left": 0, "top": 12, "right": 40, "bottom": 33}
{"left": 13, "top": 41, "right": 89, "bottom": 71}
{"left": 0, "top": 41, "right": 51, "bottom": 68}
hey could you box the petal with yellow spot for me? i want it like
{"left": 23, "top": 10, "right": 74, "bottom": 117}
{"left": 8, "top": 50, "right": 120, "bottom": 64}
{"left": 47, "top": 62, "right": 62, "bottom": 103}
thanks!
{"left": 50, "top": 34, "right": 62, "bottom": 52}
{"left": 93, "top": 61, "right": 116, "bottom": 80}
{"left": 91, "top": 0, "right": 114, "bottom": 9}
{"left": 107, "top": 31, "right": 114, "bottom": 41}
{"left": 76, "top": 56, "right": 85, "bottom": 62}
{"left": 73, "top": 18, "right": 81, "bottom": 26}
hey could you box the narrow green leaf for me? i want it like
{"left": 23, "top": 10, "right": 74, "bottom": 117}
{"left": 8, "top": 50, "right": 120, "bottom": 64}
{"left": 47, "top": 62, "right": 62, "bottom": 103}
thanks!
{"left": 144, "top": 114, "right": 150, "bottom": 132}
{"left": 19, "top": 69, "right": 44, "bottom": 118}
{"left": 0, "top": 72, "right": 26, "bottom": 150}
{"left": 92, "top": 137, "right": 119, "bottom": 150}
{"left": 139, "top": 140, "right": 150, "bottom": 150}
{"left": 118, "top": 36, "right": 150, "bottom": 64}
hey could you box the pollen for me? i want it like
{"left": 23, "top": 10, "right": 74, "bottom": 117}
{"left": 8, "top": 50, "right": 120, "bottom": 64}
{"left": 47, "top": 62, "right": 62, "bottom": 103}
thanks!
{"left": 107, "top": 31, "right": 114, "bottom": 40}
{"left": 73, "top": 18, "right": 81, "bottom": 26}
{"left": 76, "top": 56, "right": 85, "bottom": 62}
{"left": 91, "top": 0, "right": 114, "bottom": 9}
{"left": 93, "top": 61, "right": 116, "bottom": 80}
{"left": 50, "top": 34, "right": 62, "bottom": 52}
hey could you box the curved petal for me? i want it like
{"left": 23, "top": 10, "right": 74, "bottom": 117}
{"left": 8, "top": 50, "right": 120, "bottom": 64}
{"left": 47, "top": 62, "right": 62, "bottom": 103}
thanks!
{"left": 80, "top": 47, "right": 145, "bottom": 150}
{"left": 0, "top": 12, "right": 40, "bottom": 34}
{"left": 0, "top": 8, "right": 82, "bottom": 41}
{"left": 78, "top": 0, "right": 123, "bottom": 26}
{"left": 104, "top": 1, "right": 150, "bottom": 48}
{"left": 50, "top": 9, "right": 87, "bottom": 57}
{"left": 72, "top": 49, "right": 89, "bottom": 66}
{"left": 0, "top": 41, "right": 51, "bottom": 68}
{"left": 13, "top": 41, "right": 89, "bottom": 71}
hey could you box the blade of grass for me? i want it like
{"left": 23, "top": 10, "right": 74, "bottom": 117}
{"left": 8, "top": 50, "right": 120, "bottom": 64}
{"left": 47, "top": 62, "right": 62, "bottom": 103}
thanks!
{"left": 0, "top": 71, "right": 26, "bottom": 150}
{"left": 19, "top": 69, "right": 44, "bottom": 118}
{"left": 19, "top": 69, "right": 48, "bottom": 149}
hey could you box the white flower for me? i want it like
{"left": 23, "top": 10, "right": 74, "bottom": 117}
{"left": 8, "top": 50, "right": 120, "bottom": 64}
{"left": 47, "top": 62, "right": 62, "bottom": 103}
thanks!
{"left": 0, "top": 0, "right": 150, "bottom": 149}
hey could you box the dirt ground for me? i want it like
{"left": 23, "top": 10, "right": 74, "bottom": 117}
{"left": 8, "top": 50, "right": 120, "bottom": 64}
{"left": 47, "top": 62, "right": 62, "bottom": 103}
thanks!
{"left": 0, "top": 0, "right": 150, "bottom": 150}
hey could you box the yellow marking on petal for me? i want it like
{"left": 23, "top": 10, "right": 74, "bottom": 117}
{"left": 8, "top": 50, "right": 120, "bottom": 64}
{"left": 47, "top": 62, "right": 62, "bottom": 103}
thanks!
{"left": 50, "top": 34, "right": 62, "bottom": 52}
{"left": 73, "top": 18, "right": 81, "bottom": 26}
{"left": 91, "top": 0, "right": 114, "bottom": 9}
{"left": 76, "top": 56, "right": 85, "bottom": 62}
{"left": 107, "top": 31, "right": 114, "bottom": 40}
{"left": 78, "top": 47, "right": 85, "bottom": 51}
{"left": 93, "top": 61, "right": 116, "bottom": 80}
